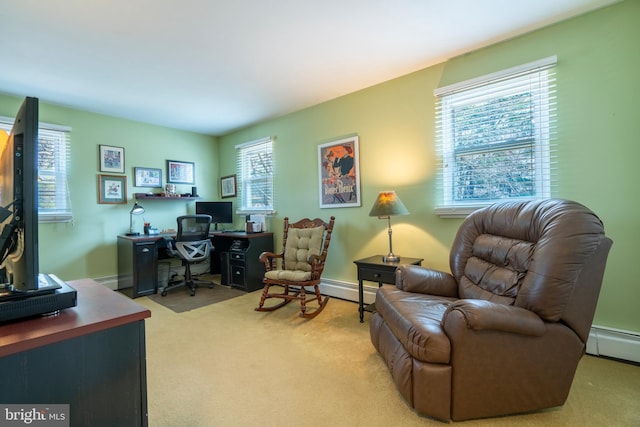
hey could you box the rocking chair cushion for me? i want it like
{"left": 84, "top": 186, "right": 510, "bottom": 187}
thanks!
{"left": 264, "top": 269, "right": 312, "bottom": 282}
{"left": 284, "top": 226, "right": 325, "bottom": 271}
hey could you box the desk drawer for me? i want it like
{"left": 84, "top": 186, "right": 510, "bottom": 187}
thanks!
{"left": 229, "top": 251, "right": 245, "bottom": 263}
{"left": 231, "top": 265, "right": 245, "bottom": 287}
{"left": 359, "top": 267, "right": 396, "bottom": 284}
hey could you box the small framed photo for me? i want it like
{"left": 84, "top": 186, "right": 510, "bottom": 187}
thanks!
{"left": 167, "top": 160, "right": 195, "bottom": 184}
{"left": 134, "top": 167, "right": 163, "bottom": 188}
{"left": 221, "top": 174, "right": 237, "bottom": 198}
{"left": 98, "top": 174, "right": 127, "bottom": 204}
{"left": 99, "top": 145, "right": 125, "bottom": 173}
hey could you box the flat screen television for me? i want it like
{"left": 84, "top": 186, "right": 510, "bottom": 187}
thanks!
{"left": 0, "top": 96, "right": 40, "bottom": 291}
{"left": 195, "top": 201, "right": 233, "bottom": 230}
{"left": 0, "top": 97, "right": 77, "bottom": 304}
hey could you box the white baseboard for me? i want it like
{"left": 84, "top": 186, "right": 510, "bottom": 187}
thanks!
{"left": 319, "top": 279, "right": 640, "bottom": 364}
{"left": 319, "top": 278, "right": 377, "bottom": 304}
{"left": 587, "top": 325, "right": 640, "bottom": 363}
{"left": 92, "top": 275, "right": 119, "bottom": 291}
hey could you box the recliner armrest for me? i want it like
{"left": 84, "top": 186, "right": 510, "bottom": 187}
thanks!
{"left": 395, "top": 264, "right": 458, "bottom": 297}
{"left": 443, "top": 299, "right": 546, "bottom": 336}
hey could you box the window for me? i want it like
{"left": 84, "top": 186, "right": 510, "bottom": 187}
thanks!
{"left": 235, "top": 137, "right": 274, "bottom": 214}
{"left": 0, "top": 118, "right": 72, "bottom": 223}
{"left": 434, "top": 56, "right": 557, "bottom": 217}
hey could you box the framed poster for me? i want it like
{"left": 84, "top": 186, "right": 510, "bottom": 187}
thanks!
{"left": 99, "top": 145, "right": 125, "bottom": 173}
{"left": 167, "top": 160, "right": 195, "bottom": 184}
{"left": 318, "top": 136, "right": 361, "bottom": 208}
{"left": 134, "top": 167, "right": 162, "bottom": 187}
{"left": 221, "top": 174, "right": 237, "bottom": 198}
{"left": 98, "top": 174, "right": 126, "bottom": 204}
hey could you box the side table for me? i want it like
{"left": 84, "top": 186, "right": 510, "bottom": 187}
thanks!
{"left": 353, "top": 255, "right": 423, "bottom": 323}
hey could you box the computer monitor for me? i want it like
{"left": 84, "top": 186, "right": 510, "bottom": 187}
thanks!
{"left": 195, "top": 201, "right": 233, "bottom": 230}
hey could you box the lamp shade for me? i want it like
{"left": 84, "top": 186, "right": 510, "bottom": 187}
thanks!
{"left": 368, "top": 191, "right": 409, "bottom": 217}
{"left": 130, "top": 202, "right": 145, "bottom": 215}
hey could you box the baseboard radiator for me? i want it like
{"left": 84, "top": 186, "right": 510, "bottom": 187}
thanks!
{"left": 320, "top": 278, "right": 640, "bottom": 364}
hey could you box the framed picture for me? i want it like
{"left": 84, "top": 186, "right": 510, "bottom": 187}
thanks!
{"left": 220, "top": 174, "right": 237, "bottom": 198}
{"left": 167, "top": 160, "right": 195, "bottom": 184}
{"left": 318, "top": 135, "right": 361, "bottom": 208}
{"left": 99, "top": 145, "right": 125, "bottom": 173}
{"left": 98, "top": 174, "right": 126, "bottom": 204}
{"left": 134, "top": 167, "right": 162, "bottom": 188}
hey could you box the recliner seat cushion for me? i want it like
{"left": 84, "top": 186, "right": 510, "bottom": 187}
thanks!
{"left": 375, "top": 286, "right": 455, "bottom": 364}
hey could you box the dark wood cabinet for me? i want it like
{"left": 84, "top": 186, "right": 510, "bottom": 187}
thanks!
{"left": 118, "top": 236, "right": 158, "bottom": 298}
{"left": 211, "top": 232, "right": 273, "bottom": 292}
{"left": 0, "top": 279, "right": 150, "bottom": 427}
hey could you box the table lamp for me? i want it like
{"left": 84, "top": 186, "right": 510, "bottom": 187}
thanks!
{"left": 126, "top": 202, "right": 145, "bottom": 236}
{"left": 368, "top": 191, "right": 409, "bottom": 262}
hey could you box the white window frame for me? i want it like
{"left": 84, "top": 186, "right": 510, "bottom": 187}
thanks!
{"left": 235, "top": 137, "right": 275, "bottom": 215}
{"left": 434, "top": 56, "right": 557, "bottom": 218}
{"left": 0, "top": 117, "right": 73, "bottom": 223}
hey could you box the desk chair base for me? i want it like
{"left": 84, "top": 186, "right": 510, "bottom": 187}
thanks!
{"left": 255, "top": 282, "right": 330, "bottom": 319}
{"left": 160, "top": 264, "right": 213, "bottom": 297}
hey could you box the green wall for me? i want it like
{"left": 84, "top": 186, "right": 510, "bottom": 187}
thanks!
{"left": 0, "top": 1, "right": 636, "bottom": 333}
{"left": 0, "top": 95, "right": 219, "bottom": 280}
{"left": 218, "top": 1, "right": 640, "bottom": 332}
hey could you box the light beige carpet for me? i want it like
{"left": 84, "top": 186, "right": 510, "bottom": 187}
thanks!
{"left": 136, "top": 292, "right": 640, "bottom": 426}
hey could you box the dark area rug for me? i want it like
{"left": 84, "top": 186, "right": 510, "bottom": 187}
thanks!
{"left": 147, "top": 277, "right": 246, "bottom": 313}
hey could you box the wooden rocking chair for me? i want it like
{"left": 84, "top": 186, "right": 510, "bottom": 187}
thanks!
{"left": 255, "top": 216, "right": 335, "bottom": 319}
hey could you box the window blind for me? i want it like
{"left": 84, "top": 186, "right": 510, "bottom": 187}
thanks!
{"left": 0, "top": 118, "right": 73, "bottom": 223}
{"left": 235, "top": 137, "right": 275, "bottom": 215}
{"left": 434, "top": 56, "right": 557, "bottom": 217}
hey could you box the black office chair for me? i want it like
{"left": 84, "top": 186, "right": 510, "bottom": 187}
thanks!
{"left": 161, "top": 214, "right": 214, "bottom": 296}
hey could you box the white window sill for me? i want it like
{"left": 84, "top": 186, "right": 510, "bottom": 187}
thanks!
{"left": 434, "top": 206, "right": 485, "bottom": 218}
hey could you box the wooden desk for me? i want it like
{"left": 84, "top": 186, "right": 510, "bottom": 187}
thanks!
{"left": 0, "top": 278, "right": 151, "bottom": 427}
{"left": 118, "top": 232, "right": 274, "bottom": 296}
{"left": 353, "top": 255, "right": 423, "bottom": 323}
{"left": 118, "top": 233, "right": 170, "bottom": 298}
{"left": 210, "top": 232, "right": 273, "bottom": 292}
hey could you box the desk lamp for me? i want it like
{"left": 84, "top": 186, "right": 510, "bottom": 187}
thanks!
{"left": 368, "top": 191, "right": 409, "bottom": 262}
{"left": 126, "top": 202, "right": 145, "bottom": 236}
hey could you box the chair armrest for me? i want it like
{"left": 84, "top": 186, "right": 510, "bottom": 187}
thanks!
{"left": 259, "top": 251, "right": 283, "bottom": 271}
{"left": 443, "top": 299, "right": 546, "bottom": 337}
{"left": 163, "top": 236, "right": 177, "bottom": 257}
{"left": 395, "top": 264, "right": 458, "bottom": 297}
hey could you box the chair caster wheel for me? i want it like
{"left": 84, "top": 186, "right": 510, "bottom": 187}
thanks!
{"left": 161, "top": 290, "right": 167, "bottom": 297}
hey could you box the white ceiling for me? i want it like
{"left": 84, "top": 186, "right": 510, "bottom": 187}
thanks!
{"left": 0, "top": 0, "right": 619, "bottom": 136}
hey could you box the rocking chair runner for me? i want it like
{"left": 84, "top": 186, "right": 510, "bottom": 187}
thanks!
{"left": 256, "top": 216, "right": 335, "bottom": 319}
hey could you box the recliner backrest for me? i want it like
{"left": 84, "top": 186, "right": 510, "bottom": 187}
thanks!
{"left": 449, "top": 199, "right": 611, "bottom": 339}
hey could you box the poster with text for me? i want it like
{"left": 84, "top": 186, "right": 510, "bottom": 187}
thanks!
{"left": 318, "top": 136, "right": 360, "bottom": 208}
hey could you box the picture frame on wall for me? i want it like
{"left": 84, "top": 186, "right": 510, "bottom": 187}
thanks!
{"left": 134, "top": 167, "right": 162, "bottom": 188}
{"left": 99, "top": 145, "right": 125, "bottom": 173}
{"left": 98, "top": 174, "right": 126, "bottom": 204}
{"left": 220, "top": 174, "right": 237, "bottom": 198}
{"left": 167, "top": 160, "right": 195, "bottom": 184}
{"left": 318, "top": 135, "right": 361, "bottom": 208}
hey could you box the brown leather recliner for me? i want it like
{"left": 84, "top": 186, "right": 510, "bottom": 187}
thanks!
{"left": 369, "top": 199, "right": 612, "bottom": 422}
